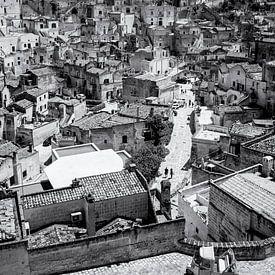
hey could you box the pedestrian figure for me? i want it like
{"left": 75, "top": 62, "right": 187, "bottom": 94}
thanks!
{"left": 164, "top": 167, "right": 169, "bottom": 177}
{"left": 170, "top": 168, "right": 174, "bottom": 179}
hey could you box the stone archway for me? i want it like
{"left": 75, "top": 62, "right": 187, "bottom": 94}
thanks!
{"left": 226, "top": 89, "right": 241, "bottom": 105}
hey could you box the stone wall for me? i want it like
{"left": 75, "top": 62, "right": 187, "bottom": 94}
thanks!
{"left": 191, "top": 164, "right": 223, "bottom": 185}
{"left": 208, "top": 182, "right": 275, "bottom": 242}
{"left": 0, "top": 240, "right": 30, "bottom": 275}
{"left": 24, "top": 192, "right": 149, "bottom": 232}
{"left": 177, "top": 236, "right": 275, "bottom": 261}
{"left": 28, "top": 219, "right": 185, "bottom": 275}
{"left": 17, "top": 120, "right": 59, "bottom": 147}
{"left": 208, "top": 184, "right": 252, "bottom": 242}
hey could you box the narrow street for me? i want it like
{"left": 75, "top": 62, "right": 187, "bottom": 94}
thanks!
{"left": 150, "top": 81, "right": 195, "bottom": 218}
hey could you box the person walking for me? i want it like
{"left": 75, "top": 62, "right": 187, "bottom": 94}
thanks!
{"left": 164, "top": 167, "right": 169, "bottom": 177}
{"left": 170, "top": 168, "right": 174, "bottom": 179}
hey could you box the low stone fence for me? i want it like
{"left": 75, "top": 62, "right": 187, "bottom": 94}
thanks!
{"left": 177, "top": 237, "right": 275, "bottom": 261}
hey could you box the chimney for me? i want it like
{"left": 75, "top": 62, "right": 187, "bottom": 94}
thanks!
{"left": 84, "top": 193, "right": 96, "bottom": 236}
{"left": 71, "top": 178, "right": 80, "bottom": 188}
{"left": 160, "top": 180, "right": 171, "bottom": 218}
{"left": 262, "top": 156, "right": 273, "bottom": 177}
{"left": 128, "top": 163, "right": 136, "bottom": 172}
{"left": 12, "top": 151, "right": 22, "bottom": 186}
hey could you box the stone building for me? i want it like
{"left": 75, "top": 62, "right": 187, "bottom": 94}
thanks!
{"left": 140, "top": 5, "right": 175, "bottom": 28}
{"left": 22, "top": 168, "right": 154, "bottom": 232}
{"left": 191, "top": 124, "right": 229, "bottom": 160}
{"left": 15, "top": 87, "right": 49, "bottom": 116}
{"left": 122, "top": 73, "right": 178, "bottom": 104}
{"left": 208, "top": 161, "right": 275, "bottom": 242}
{"left": 48, "top": 96, "right": 86, "bottom": 127}
{"left": 64, "top": 111, "right": 145, "bottom": 153}
{"left": 129, "top": 47, "right": 170, "bottom": 75}
{"left": 228, "top": 123, "right": 272, "bottom": 156}
{"left": 255, "top": 38, "right": 275, "bottom": 64}
{"left": 0, "top": 141, "right": 40, "bottom": 188}
{"left": 218, "top": 63, "right": 265, "bottom": 106}
{"left": 16, "top": 119, "right": 59, "bottom": 147}
{"left": 239, "top": 132, "right": 275, "bottom": 169}
{"left": 20, "top": 67, "right": 66, "bottom": 96}
{"left": 211, "top": 105, "right": 263, "bottom": 128}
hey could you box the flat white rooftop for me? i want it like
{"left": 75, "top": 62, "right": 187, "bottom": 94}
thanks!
{"left": 44, "top": 149, "right": 124, "bottom": 189}
{"left": 194, "top": 130, "right": 228, "bottom": 142}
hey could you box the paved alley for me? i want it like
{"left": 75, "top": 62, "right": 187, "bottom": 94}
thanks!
{"left": 150, "top": 82, "right": 195, "bottom": 217}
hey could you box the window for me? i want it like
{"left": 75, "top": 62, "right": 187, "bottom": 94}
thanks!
{"left": 44, "top": 104, "right": 47, "bottom": 109}
{"left": 233, "top": 81, "right": 235, "bottom": 87}
{"left": 17, "top": 61, "right": 20, "bottom": 65}
{"left": 158, "top": 17, "right": 163, "bottom": 26}
{"left": 24, "top": 43, "right": 26, "bottom": 48}
{"left": 40, "top": 24, "right": 43, "bottom": 29}
{"left": 237, "top": 70, "right": 240, "bottom": 75}
{"left": 104, "top": 139, "right": 107, "bottom": 144}
{"left": 44, "top": 94, "right": 46, "bottom": 99}
{"left": 4, "top": 8, "right": 6, "bottom": 15}
{"left": 99, "top": 10, "right": 102, "bottom": 15}
{"left": 23, "top": 170, "right": 27, "bottom": 178}
{"left": 196, "top": 227, "right": 199, "bottom": 234}
{"left": 12, "top": 46, "right": 15, "bottom": 52}
{"left": 52, "top": 23, "right": 57, "bottom": 28}
{"left": 40, "top": 106, "right": 42, "bottom": 112}
{"left": 103, "top": 79, "right": 109, "bottom": 84}
{"left": 122, "top": 135, "right": 128, "bottom": 143}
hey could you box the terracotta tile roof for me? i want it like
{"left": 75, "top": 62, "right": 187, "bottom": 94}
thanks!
{"left": 230, "top": 123, "right": 269, "bottom": 139}
{"left": 217, "top": 173, "right": 275, "bottom": 223}
{"left": 30, "top": 66, "right": 55, "bottom": 77}
{"left": 71, "top": 112, "right": 141, "bottom": 130}
{"left": 96, "top": 218, "right": 139, "bottom": 236}
{"left": 248, "top": 135, "right": 275, "bottom": 156}
{"left": 71, "top": 112, "right": 112, "bottom": 130}
{"left": 222, "top": 106, "right": 243, "bottom": 113}
{"left": 28, "top": 224, "right": 87, "bottom": 248}
{"left": 25, "top": 87, "right": 47, "bottom": 98}
{"left": 119, "top": 103, "right": 170, "bottom": 119}
{"left": 10, "top": 99, "right": 33, "bottom": 110}
{"left": 22, "top": 170, "right": 146, "bottom": 209}
{"left": 0, "top": 141, "right": 19, "bottom": 157}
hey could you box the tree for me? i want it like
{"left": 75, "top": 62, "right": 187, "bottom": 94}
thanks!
{"left": 131, "top": 143, "right": 164, "bottom": 182}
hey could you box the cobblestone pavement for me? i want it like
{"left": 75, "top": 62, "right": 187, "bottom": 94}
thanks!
{"left": 67, "top": 253, "right": 275, "bottom": 275}
{"left": 150, "top": 83, "right": 195, "bottom": 218}
{"left": 238, "top": 256, "right": 275, "bottom": 275}
{"left": 67, "top": 253, "right": 192, "bottom": 275}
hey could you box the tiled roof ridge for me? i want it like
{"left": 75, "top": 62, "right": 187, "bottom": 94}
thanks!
{"left": 22, "top": 170, "right": 132, "bottom": 199}
{"left": 237, "top": 174, "right": 275, "bottom": 198}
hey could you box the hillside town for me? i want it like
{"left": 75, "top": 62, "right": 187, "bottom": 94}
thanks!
{"left": 1, "top": 0, "right": 275, "bottom": 274}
